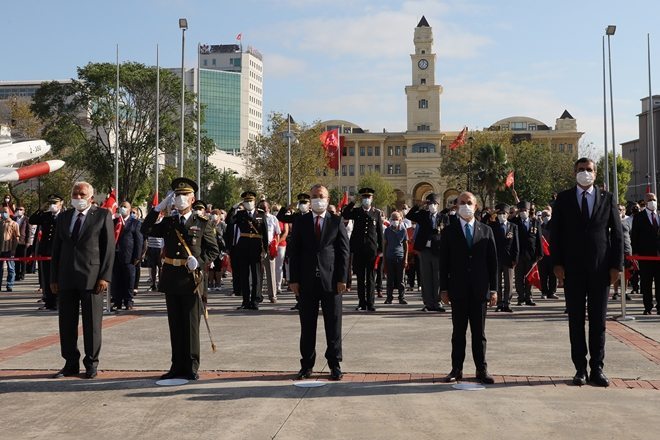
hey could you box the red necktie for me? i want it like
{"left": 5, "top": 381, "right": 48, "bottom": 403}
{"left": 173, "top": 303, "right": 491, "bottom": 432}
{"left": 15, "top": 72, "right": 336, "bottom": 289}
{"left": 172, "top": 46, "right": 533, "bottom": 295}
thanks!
{"left": 315, "top": 215, "right": 321, "bottom": 240}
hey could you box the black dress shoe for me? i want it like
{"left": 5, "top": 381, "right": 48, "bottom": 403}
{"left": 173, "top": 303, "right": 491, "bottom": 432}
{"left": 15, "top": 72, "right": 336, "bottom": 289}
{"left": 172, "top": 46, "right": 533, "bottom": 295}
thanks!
{"left": 547, "top": 293, "right": 559, "bottom": 299}
{"left": 53, "top": 367, "right": 79, "bottom": 378}
{"left": 442, "top": 369, "right": 463, "bottom": 383}
{"left": 184, "top": 372, "right": 199, "bottom": 381}
{"left": 290, "top": 304, "right": 299, "bottom": 311}
{"left": 85, "top": 368, "right": 97, "bottom": 379}
{"left": 398, "top": 299, "right": 408, "bottom": 305}
{"left": 355, "top": 306, "right": 366, "bottom": 311}
{"left": 589, "top": 370, "right": 610, "bottom": 387}
{"left": 495, "top": 306, "right": 502, "bottom": 312}
{"left": 502, "top": 306, "right": 514, "bottom": 313}
{"left": 525, "top": 300, "right": 537, "bottom": 306}
{"left": 572, "top": 370, "right": 587, "bottom": 386}
{"left": 420, "top": 306, "right": 429, "bottom": 312}
{"left": 330, "top": 366, "right": 343, "bottom": 381}
{"left": 643, "top": 309, "right": 652, "bottom": 315}
{"left": 160, "top": 371, "right": 179, "bottom": 380}
{"left": 295, "top": 368, "right": 312, "bottom": 380}
{"left": 384, "top": 299, "right": 392, "bottom": 304}
{"left": 367, "top": 306, "right": 376, "bottom": 312}
{"left": 475, "top": 370, "right": 494, "bottom": 384}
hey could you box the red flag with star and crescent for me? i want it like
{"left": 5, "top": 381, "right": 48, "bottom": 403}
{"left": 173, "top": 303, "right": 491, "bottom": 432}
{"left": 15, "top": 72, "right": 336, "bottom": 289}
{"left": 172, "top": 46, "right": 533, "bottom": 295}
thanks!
{"left": 449, "top": 126, "right": 468, "bottom": 150}
{"left": 505, "top": 171, "right": 515, "bottom": 188}
{"left": 526, "top": 262, "right": 542, "bottom": 290}
{"left": 320, "top": 129, "right": 340, "bottom": 170}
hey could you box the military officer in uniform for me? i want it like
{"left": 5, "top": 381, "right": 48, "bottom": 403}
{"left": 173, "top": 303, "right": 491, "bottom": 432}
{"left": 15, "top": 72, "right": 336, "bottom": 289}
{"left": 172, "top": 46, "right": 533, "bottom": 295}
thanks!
{"left": 511, "top": 200, "right": 543, "bottom": 306}
{"left": 341, "top": 188, "right": 383, "bottom": 311}
{"left": 225, "top": 191, "right": 269, "bottom": 310}
{"left": 192, "top": 199, "right": 210, "bottom": 305}
{"left": 277, "top": 193, "right": 311, "bottom": 311}
{"left": 141, "top": 178, "right": 219, "bottom": 380}
{"left": 29, "top": 194, "right": 64, "bottom": 311}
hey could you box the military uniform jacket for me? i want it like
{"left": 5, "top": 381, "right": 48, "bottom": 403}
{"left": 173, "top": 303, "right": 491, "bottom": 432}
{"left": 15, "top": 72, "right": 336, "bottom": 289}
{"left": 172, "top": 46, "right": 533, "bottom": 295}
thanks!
{"left": 489, "top": 220, "right": 519, "bottom": 267}
{"left": 224, "top": 209, "right": 268, "bottom": 254}
{"left": 29, "top": 210, "right": 60, "bottom": 256}
{"left": 511, "top": 216, "right": 543, "bottom": 261}
{"left": 141, "top": 209, "right": 219, "bottom": 295}
{"left": 341, "top": 202, "right": 383, "bottom": 255}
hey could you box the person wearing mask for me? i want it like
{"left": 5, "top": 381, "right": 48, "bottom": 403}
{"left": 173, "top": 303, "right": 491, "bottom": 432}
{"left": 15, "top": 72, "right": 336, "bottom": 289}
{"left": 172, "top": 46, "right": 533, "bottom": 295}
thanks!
{"left": 490, "top": 203, "right": 518, "bottom": 312}
{"left": 383, "top": 211, "right": 408, "bottom": 304}
{"left": 539, "top": 209, "right": 558, "bottom": 300}
{"left": 341, "top": 188, "right": 383, "bottom": 312}
{"left": 271, "top": 204, "right": 289, "bottom": 297}
{"left": 511, "top": 200, "right": 543, "bottom": 306}
{"left": 439, "top": 191, "right": 498, "bottom": 385}
{"left": 258, "top": 200, "right": 281, "bottom": 303}
{"left": 144, "top": 210, "right": 165, "bottom": 291}
{"left": 207, "top": 209, "right": 226, "bottom": 292}
{"left": 631, "top": 192, "right": 660, "bottom": 315}
{"left": 0, "top": 206, "right": 19, "bottom": 292}
{"left": 288, "top": 184, "right": 349, "bottom": 381}
{"left": 29, "top": 194, "right": 64, "bottom": 310}
{"left": 50, "top": 182, "right": 115, "bottom": 379}
{"left": 613, "top": 205, "right": 633, "bottom": 302}
{"left": 13, "top": 205, "right": 29, "bottom": 281}
{"left": 110, "top": 201, "right": 143, "bottom": 311}
{"left": 551, "top": 157, "right": 623, "bottom": 387}
{"left": 141, "top": 177, "right": 219, "bottom": 380}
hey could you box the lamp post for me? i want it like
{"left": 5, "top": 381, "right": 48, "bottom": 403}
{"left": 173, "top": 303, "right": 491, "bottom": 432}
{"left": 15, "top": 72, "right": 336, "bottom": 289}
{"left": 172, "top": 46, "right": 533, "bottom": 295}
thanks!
{"left": 283, "top": 114, "right": 296, "bottom": 206}
{"left": 179, "top": 18, "right": 188, "bottom": 176}
{"left": 467, "top": 135, "right": 474, "bottom": 192}
{"left": 602, "top": 35, "right": 609, "bottom": 191}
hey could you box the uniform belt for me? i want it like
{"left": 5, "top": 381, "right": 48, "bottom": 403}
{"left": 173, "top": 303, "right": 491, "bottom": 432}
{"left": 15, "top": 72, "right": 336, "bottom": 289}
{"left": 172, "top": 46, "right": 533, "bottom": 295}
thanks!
{"left": 240, "top": 233, "right": 262, "bottom": 239}
{"left": 164, "top": 257, "right": 187, "bottom": 266}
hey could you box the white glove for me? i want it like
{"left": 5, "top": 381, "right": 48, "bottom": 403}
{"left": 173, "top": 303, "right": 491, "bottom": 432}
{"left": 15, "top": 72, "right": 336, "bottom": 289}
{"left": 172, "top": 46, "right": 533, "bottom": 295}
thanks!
{"left": 186, "top": 255, "right": 199, "bottom": 271}
{"left": 209, "top": 262, "right": 215, "bottom": 269}
{"left": 232, "top": 202, "right": 241, "bottom": 210}
{"left": 155, "top": 190, "right": 175, "bottom": 212}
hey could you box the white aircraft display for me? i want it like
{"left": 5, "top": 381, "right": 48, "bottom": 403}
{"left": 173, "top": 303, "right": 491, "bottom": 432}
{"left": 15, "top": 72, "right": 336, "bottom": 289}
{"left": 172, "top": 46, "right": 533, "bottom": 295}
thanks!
{"left": 0, "top": 125, "right": 65, "bottom": 182}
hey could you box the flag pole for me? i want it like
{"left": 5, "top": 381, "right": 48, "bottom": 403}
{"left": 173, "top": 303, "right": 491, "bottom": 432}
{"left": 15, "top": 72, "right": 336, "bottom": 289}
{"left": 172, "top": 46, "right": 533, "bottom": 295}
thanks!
{"left": 338, "top": 125, "right": 342, "bottom": 199}
{"left": 196, "top": 42, "right": 201, "bottom": 198}
{"left": 115, "top": 44, "right": 120, "bottom": 200}
{"left": 287, "top": 114, "right": 292, "bottom": 206}
{"left": 649, "top": 33, "right": 657, "bottom": 195}
{"left": 155, "top": 44, "right": 160, "bottom": 205}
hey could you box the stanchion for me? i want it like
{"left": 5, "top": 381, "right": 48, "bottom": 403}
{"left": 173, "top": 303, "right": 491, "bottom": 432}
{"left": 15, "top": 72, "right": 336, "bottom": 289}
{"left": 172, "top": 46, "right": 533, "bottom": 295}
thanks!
{"left": 104, "top": 284, "right": 113, "bottom": 315}
{"left": 616, "top": 255, "right": 660, "bottom": 321}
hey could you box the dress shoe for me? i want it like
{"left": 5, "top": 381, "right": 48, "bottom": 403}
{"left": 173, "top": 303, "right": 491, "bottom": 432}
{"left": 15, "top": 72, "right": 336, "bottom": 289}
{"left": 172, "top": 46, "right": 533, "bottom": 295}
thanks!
{"left": 420, "top": 306, "right": 429, "bottom": 312}
{"left": 625, "top": 294, "right": 632, "bottom": 301}
{"left": 53, "top": 367, "right": 79, "bottom": 378}
{"left": 160, "top": 371, "right": 178, "bottom": 380}
{"left": 502, "top": 306, "right": 514, "bottom": 313}
{"left": 475, "top": 370, "right": 494, "bottom": 384}
{"left": 376, "top": 291, "right": 383, "bottom": 298}
{"left": 442, "top": 369, "right": 463, "bottom": 383}
{"left": 434, "top": 306, "right": 446, "bottom": 313}
{"left": 525, "top": 300, "right": 537, "bottom": 306}
{"left": 330, "top": 366, "right": 343, "bottom": 381}
{"left": 356, "top": 306, "right": 366, "bottom": 311}
{"left": 6, "top": 287, "right": 13, "bottom": 292}
{"left": 185, "top": 372, "right": 199, "bottom": 381}
{"left": 85, "top": 368, "right": 97, "bottom": 379}
{"left": 547, "top": 293, "right": 559, "bottom": 299}
{"left": 383, "top": 299, "right": 392, "bottom": 304}
{"left": 643, "top": 309, "right": 652, "bottom": 315}
{"left": 295, "top": 368, "right": 312, "bottom": 380}
{"left": 270, "top": 298, "right": 277, "bottom": 304}
{"left": 495, "top": 306, "right": 502, "bottom": 312}
{"left": 398, "top": 299, "right": 408, "bottom": 305}
{"left": 517, "top": 300, "right": 524, "bottom": 306}
{"left": 541, "top": 294, "right": 547, "bottom": 299}
{"left": 290, "top": 304, "right": 299, "bottom": 311}
{"left": 572, "top": 370, "right": 587, "bottom": 386}
{"left": 611, "top": 293, "right": 620, "bottom": 300}
{"left": 367, "top": 306, "right": 376, "bottom": 312}
{"left": 589, "top": 370, "right": 609, "bottom": 387}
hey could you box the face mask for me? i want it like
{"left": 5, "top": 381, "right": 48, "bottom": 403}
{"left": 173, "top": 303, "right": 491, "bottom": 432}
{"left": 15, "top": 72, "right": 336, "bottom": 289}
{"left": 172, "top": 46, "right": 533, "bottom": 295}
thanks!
{"left": 647, "top": 200, "right": 657, "bottom": 212}
{"left": 458, "top": 204, "right": 474, "bottom": 220}
{"left": 16, "top": 210, "right": 24, "bottom": 217}
{"left": 4, "top": 198, "right": 9, "bottom": 203}
{"left": 195, "top": 209, "right": 205, "bottom": 217}
{"left": 428, "top": 203, "right": 438, "bottom": 214}
{"left": 1, "top": 212, "right": 8, "bottom": 220}
{"left": 361, "top": 197, "right": 372, "bottom": 208}
{"left": 542, "top": 216, "right": 550, "bottom": 223}
{"left": 243, "top": 201, "right": 255, "bottom": 211}
{"left": 174, "top": 195, "right": 190, "bottom": 210}
{"left": 390, "top": 220, "right": 400, "bottom": 228}
{"left": 497, "top": 214, "right": 507, "bottom": 223}
{"left": 71, "top": 198, "right": 89, "bottom": 211}
{"left": 520, "top": 211, "right": 529, "bottom": 220}
{"left": 211, "top": 214, "right": 218, "bottom": 222}
{"left": 402, "top": 208, "right": 409, "bottom": 215}
{"left": 298, "top": 203, "right": 309, "bottom": 214}
{"left": 449, "top": 210, "right": 456, "bottom": 216}
{"left": 311, "top": 198, "right": 328, "bottom": 213}
{"left": 119, "top": 207, "right": 129, "bottom": 216}
{"left": 48, "top": 204, "right": 59, "bottom": 213}
{"left": 272, "top": 210, "right": 279, "bottom": 217}
{"left": 576, "top": 170, "right": 595, "bottom": 187}
{"left": 130, "top": 212, "right": 137, "bottom": 219}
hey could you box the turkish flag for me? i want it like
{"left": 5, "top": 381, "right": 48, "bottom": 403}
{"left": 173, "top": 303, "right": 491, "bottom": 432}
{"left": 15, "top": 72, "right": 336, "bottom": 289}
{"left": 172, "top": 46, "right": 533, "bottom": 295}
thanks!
{"left": 505, "top": 171, "right": 515, "bottom": 188}
{"left": 541, "top": 235, "right": 550, "bottom": 256}
{"left": 320, "top": 129, "right": 340, "bottom": 170}
{"left": 151, "top": 192, "right": 159, "bottom": 207}
{"left": 449, "top": 126, "right": 468, "bottom": 150}
{"left": 526, "top": 262, "right": 542, "bottom": 290}
{"left": 101, "top": 189, "right": 118, "bottom": 215}
{"left": 236, "top": 33, "right": 242, "bottom": 41}
{"left": 337, "top": 191, "right": 349, "bottom": 211}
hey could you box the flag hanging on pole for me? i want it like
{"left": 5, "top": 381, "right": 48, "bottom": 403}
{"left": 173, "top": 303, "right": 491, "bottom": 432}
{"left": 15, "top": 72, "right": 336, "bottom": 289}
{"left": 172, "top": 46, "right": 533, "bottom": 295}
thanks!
{"left": 449, "top": 126, "right": 468, "bottom": 150}
{"left": 236, "top": 33, "right": 242, "bottom": 41}
{"left": 151, "top": 192, "right": 159, "bottom": 208}
{"left": 337, "top": 191, "right": 349, "bottom": 211}
{"left": 541, "top": 235, "right": 550, "bottom": 256}
{"left": 320, "top": 129, "right": 340, "bottom": 170}
{"left": 525, "top": 262, "right": 542, "bottom": 290}
{"left": 101, "top": 188, "right": 118, "bottom": 215}
{"left": 505, "top": 171, "right": 515, "bottom": 188}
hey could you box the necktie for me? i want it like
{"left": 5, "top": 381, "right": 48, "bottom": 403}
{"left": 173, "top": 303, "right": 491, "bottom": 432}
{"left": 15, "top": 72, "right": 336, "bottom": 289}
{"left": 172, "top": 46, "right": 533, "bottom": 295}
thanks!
{"left": 315, "top": 215, "right": 321, "bottom": 240}
{"left": 581, "top": 191, "right": 590, "bottom": 223}
{"left": 501, "top": 223, "right": 506, "bottom": 235}
{"left": 465, "top": 223, "right": 473, "bottom": 249}
{"left": 72, "top": 212, "right": 83, "bottom": 241}
{"left": 653, "top": 213, "right": 658, "bottom": 230}
{"left": 180, "top": 215, "right": 186, "bottom": 227}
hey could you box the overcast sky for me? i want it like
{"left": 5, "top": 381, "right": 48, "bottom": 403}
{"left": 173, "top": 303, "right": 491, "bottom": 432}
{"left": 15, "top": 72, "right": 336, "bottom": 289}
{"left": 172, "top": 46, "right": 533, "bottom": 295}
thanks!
{"left": 3, "top": 0, "right": 659, "bottom": 156}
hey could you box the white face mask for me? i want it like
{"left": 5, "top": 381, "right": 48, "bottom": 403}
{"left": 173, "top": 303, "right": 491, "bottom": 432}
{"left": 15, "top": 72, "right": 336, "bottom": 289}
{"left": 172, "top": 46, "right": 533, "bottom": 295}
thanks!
{"left": 428, "top": 203, "right": 438, "bottom": 214}
{"left": 174, "top": 195, "right": 190, "bottom": 210}
{"left": 390, "top": 220, "right": 400, "bottom": 228}
{"left": 243, "top": 201, "right": 255, "bottom": 211}
{"left": 272, "top": 210, "right": 279, "bottom": 217}
{"left": 195, "top": 209, "right": 205, "bottom": 217}
{"left": 458, "top": 204, "right": 474, "bottom": 220}
{"left": 311, "top": 198, "right": 328, "bottom": 213}
{"left": 48, "top": 204, "right": 59, "bottom": 213}
{"left": 519, "top": 211, "right": 529, "bottom": 220}
{"left": 71, "top": 198, "right": 89, "bottom": 211}
{"left": 497, "top": 214, "right": 507, "bottom": 223}
{"left": 119, "top": 207, "right": 129, "bottom": 216}
{"left": 211, "top": 214, "right": 218, "bottom": 222}
{"left": 647, "top": 200, "right": 657, "bottom": 212}
{"left": 576, "top": 170, "right": 595, "bottom": 187}
{"left": 361, "top": 197, "right": 372, "bottom": 208}
{"left": 298, "top": 203, "right": 309, "bottom": 214}
{"left": 16, "top": 210, "right": 24, "bottom": 217}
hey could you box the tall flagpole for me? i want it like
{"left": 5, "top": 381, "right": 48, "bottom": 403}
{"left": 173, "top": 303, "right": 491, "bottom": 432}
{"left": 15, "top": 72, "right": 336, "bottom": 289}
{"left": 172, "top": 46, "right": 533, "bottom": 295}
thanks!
{"left": 287, "top": 114, "right": 292, "bottom": 206}
{"left": 155, "top": 44, "right": 160, "bottom": 202}
{"left": 196, "top": 42, "right": 201, "bottom": 198}
{"left": 649, "top": 33, "right": 657, "bottom": 194}
{"left": 602, "top": 36, "right": 609, "bottom": 192}
{"left": 338, "top": 126, "right": 342, "bottom": 196}
{"left": 115, "top": 44, "right": 120, "bottom": 200}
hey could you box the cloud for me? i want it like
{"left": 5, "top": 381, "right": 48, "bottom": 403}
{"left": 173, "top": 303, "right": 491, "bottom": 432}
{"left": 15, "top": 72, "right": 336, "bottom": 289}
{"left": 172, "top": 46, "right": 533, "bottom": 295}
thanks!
{"left": 264, "top": 53, "right": 307, "bottom": 78}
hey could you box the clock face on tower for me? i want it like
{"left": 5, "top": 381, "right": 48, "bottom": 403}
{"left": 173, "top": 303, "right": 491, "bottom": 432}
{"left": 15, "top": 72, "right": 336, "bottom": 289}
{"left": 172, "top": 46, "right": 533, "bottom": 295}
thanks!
{"left": 418, "top": 59, "right": 429, "bottom": 70}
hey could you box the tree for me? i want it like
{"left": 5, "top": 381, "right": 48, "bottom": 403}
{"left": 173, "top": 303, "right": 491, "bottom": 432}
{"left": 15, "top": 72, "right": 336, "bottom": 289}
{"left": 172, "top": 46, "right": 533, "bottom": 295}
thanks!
{"left": 206, "top": 169, "right": 242, "bottom": 210}
{"left": 31, "top": 62, "right": 216, "bottom": 204}
{"left": 358, "top": 172, "right": 396, "bottom": 210}
{"left": 595, "top": 153, "right": 634, "bottom": 203}
{"left": 473, "top": 144, "right": 509, "bottom": 207}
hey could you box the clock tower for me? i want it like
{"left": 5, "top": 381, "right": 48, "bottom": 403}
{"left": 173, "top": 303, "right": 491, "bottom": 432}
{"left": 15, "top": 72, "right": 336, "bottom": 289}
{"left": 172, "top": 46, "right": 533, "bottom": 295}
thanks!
{"left": 405, "top": 16, "right": 443, "bottom": 132}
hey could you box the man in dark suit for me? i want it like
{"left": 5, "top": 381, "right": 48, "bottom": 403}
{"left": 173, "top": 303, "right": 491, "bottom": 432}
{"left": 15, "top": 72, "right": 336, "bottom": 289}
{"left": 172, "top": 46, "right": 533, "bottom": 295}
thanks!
{"left": 341, "top": 188, "right": 382, "bottom": 311}
{"left": 439, "top": 191, "right": 498, "bottom": 384}
{"left": 511, "top": 200, "right": 543, "bottom": 306}
{"left": 490, "top": 203, "right": 518, "bottom": 312}
{"left": 111, "top": 201, "right": 143, "bottom": 311}
{"left": 630, "top": 192, "right": 660, "bottom": 315}
{"left": 406, "top": 193, "right": 445, "bottom": 312}
{"left": 289, "top": 184, "right": 350, "bottom": 381}
{"left": 141, "top": 177, "right": 219, "bottom": 380}
{"left": 50, "top": 182, "right": 115, "bottom": 379}
{"left": 551, "top": 157, "right": 623, "bottom": 387}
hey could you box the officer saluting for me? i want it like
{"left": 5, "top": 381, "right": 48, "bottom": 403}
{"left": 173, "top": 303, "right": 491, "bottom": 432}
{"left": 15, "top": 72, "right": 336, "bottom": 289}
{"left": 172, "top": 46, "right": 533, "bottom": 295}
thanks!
{"left": 277, "top": 193, "right": 311, "bottom": 311}
{"left": 141, "top": 177, "right": 219, "bottom": 381}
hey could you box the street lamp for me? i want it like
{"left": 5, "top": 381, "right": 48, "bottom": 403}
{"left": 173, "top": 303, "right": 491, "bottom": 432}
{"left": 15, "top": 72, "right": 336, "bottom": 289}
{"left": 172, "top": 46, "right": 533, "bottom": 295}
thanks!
{"left": 179, "top": 18, "right": 188, "bottom": 176}
{"left": 602, "top": 35, "right": 609, "bottom": 191}
{"left": 467, "top": 135, "right": 474, "bottom": 192}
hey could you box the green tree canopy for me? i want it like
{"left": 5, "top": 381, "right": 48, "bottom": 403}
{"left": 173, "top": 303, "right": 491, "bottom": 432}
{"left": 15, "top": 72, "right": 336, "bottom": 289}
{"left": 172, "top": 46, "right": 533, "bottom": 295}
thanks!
{"left": 595, "top": 153, "right": 633, "bottom": 204}
{"left": 358, "top": 172, "right": 396, "bottom": 210}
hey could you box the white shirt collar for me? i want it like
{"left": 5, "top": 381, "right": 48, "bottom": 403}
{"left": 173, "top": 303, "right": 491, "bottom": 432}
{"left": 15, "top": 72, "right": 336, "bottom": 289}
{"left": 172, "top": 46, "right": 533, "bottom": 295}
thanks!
{"left": 577, "top": 185, "right": 594, "bottom": 196}
{"left": 180, "top": 210, "right": 192, "bottom": 221}
{"left": 75, "top": 206, "right": 92, "bottom": 217}
{"left": 313, "top": 211, "right": 327, "bottom": 219}
{"left": 459, "top": 216, "right": 475, "bottom": 229}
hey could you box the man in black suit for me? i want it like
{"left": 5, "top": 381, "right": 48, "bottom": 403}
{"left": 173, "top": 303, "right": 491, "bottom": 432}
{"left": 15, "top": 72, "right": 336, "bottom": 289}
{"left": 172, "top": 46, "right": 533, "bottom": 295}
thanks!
{"left": 50, "top": 182, "right": 115, "bottom": 379}
{"left": 511, "top": 200, "right": 543, "bottom": 306}
{"left": 341, "top": 187, "right": 382, "bottom": 311}
{"left": 289, "top": 184, "right": 350, "bottom": 381}
{"left": 490, "top": 203, "right": 518, "bottom": 312}
{"left": 111, "top": 201, "right": 143, "bottom": 311}
{"left": 630, "top": 192, "right": 660, "bottom": 315}
{"left": 406, "top": 193, "right": 445, "bottom": 312}
{"left": 551, "top": 157, "right": 623, "bottom": 387}
{"left": 439, "top": 191, "right": 497, "bottom": 384}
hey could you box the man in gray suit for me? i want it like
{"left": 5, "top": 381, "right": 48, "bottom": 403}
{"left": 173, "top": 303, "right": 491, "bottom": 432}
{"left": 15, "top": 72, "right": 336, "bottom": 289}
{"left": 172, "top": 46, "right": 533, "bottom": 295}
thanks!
{"left": 51, "top": 182, "right": 115, "bottom": 379}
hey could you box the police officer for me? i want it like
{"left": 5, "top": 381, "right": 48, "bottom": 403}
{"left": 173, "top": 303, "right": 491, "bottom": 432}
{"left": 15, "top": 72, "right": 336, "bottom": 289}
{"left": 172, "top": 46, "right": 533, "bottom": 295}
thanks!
{"left": 141, "top": 178, "right": 219, "bottom": 380}
{"left": 341, "top": 188, "right": 383, "bottom": 311}
{"left": 225, "top": 191, "right": 268, "bottom": 310}
{"left": 277, "top": 193, "right": 311, "bottom": 310}
{"left": 511, "top": 200, "right": 543, "bottom": 306}
{"left": 29, "top": 194, "right": 64, "bottom": 311}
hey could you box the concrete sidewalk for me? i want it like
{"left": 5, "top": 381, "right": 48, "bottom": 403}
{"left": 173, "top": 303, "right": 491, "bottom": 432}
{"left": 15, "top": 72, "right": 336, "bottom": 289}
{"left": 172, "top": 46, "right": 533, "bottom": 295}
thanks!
{"left": 1, "top": 271, "right": 659, "bottom": 439}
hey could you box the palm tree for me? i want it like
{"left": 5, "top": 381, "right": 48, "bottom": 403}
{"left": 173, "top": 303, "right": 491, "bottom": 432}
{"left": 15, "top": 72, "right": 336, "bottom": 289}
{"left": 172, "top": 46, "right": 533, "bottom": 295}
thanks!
{"left": 473, "top": 144, "right": 509, "bottom": 207}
